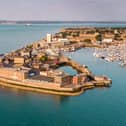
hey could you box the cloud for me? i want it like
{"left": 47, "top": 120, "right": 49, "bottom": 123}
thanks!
{"left": 0, "top": 0, "right": 125, "bottom": 21}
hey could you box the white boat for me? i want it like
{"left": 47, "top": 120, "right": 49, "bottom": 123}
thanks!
{"left": 25, "top": 24, "right": 32, "bottom": 26}
{"left": 93, "top": 51, "right": 101, "bottom": 58}
{"left": 105, "top": 57, "right": 112, "bottom": 62}
{"left": 93, "top": 52, "right": 97, "bottom": 57}
{"left": 120, "top": 62, "right": 126, "bottom": 66}
{"left": 70, "top": 47, "right": 75, "bottom": 52}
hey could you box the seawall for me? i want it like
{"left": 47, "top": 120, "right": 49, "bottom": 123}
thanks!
{"left": 0, "top": 77, "right": 111, "bottom": 96}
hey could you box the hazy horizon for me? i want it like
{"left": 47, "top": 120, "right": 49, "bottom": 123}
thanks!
{"left": 2, "top": 20, "right": 126, "bottom": 22}
{"left": 0, "top": 0, "right": 126, "bottom": 21}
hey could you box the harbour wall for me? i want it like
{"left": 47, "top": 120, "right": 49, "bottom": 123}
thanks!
{"left": 0, "top": 76, "right": 111, "bottom": 96}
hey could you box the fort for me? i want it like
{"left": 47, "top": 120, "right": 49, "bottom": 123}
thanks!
{"left": 0, "top": 57, "right": 111, "bottom": 96}
{"left": 0, "top": 66, "right": 111, "bottom": 96}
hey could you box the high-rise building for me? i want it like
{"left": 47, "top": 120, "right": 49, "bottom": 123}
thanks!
{"left": 47, "top": 33, "right": 52, "bottom": 42}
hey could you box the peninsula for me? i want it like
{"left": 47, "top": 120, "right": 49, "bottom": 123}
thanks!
{"left": 0, "top": 27, "right": 113, "bottom": 96}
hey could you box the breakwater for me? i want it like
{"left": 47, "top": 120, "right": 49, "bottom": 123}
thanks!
{"left": 59, "top": 55, "right": 93, "bottom": 75}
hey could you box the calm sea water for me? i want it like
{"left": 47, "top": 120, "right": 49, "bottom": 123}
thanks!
{"left": 0, "top": 23, "right": 126, "bottom": 126}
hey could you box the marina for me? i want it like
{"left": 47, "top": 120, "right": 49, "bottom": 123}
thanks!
{"left": 93, "top": 41, "right": 126, "bottom": 66}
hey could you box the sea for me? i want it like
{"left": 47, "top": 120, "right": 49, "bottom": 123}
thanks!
{"left": 0, "top": 22, "right": 126, "bottom": 126}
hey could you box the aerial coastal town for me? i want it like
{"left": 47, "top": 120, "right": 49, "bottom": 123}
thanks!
{"left": 56, "top": 27, "right": 126, "bottom": 66}
{"left": 1, "top": 27, "right": 124, "bottom": 95}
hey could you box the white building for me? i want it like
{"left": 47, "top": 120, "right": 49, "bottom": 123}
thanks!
{"left": 102, "top": 38, "right": 113, "bottom": 43}
{"left": 58, "top": 38, "right": 70, "bottom": 45}
{"left": 47, "top": 33, "right": 52, "bottom": 43}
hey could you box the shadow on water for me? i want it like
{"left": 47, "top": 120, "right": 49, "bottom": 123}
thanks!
{"left": 51, "top": 95, "right": 70, "bottom": 105}
{"left": 0, "top": 85, "right": 70, "bottom": 104}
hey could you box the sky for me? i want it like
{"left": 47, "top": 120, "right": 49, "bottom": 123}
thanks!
{"left": 0, "top": 0, "right": 126, "bottom": 21}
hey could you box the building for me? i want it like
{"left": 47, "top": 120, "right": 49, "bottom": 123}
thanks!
{"left": 58, "top": 38, "right": 70, "bottom": 45}
{"left": 20, "top": 51, "right": 30, "bottom": 57}
{"left": 78, "top": 33, "right": 98, "bottom": 42}
{"left": 102, "top": 38, "right": 113, "bottom": 43}
{"left": 0, "top": 56, "right": 3, "bottom": 63}
{"left": 46, "top": 49, "right": 59, "bottom": 56}
{"left": 14, "top": 57, "right": 25, "bottom": 64}
{"left": 73, "top": 74, "right": 87, "bottom": 85}
{"left": 103, "top": 33, "right": 115, "bottom": 39}
{"left": 50, "top": 42, "right": 65, "bottom": 48}
{"left": 0, "top": 67, "right": 29, "bottom": 81}
{"left": 54, "top": 74, "right": 72, "bottom": 86}
{"left": 47, "top": 33, "right": 52, "bottom": 43}
{"left": 47, "top": 70, "right": 72, "bottom": 86}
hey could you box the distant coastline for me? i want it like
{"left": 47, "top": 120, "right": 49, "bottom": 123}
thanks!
{"left": 1, "top": 20, "right": 126, "bottom": 25}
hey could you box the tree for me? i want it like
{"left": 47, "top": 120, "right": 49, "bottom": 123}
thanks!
{"left": 27, "top": 45, "right": 33, "bottom": 49}
{"left": 72, "top": 32, "right": 80, "bottom": 37}
{"left": 114, "top": 33, "right": 121, "bottom": 40}
{"left": 80, "top": 39, "right": 92, "bottom": 44}
{"left": 95, "top": 34, "right": 102, "bottom": 41}
{"left": 39, "top": 56, "right": 48, "bottom": 62}
{"left": 84, "top": 39, "right": 92, "bottom": 43}
{"left": 61, "top": 32, "right": 67, "bottom": 38}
